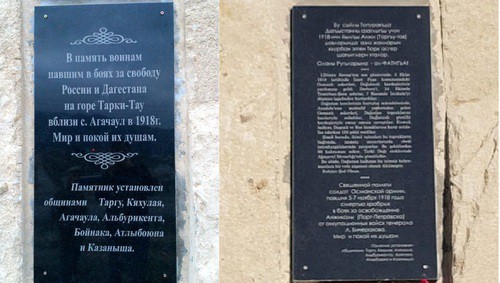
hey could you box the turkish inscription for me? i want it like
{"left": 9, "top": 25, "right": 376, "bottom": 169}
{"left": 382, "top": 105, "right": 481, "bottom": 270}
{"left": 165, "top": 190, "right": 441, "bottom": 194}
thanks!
{"left": 292, "top": 6, "right": 437, "bottom": 281}
{"left": 34, "top": 3, "right": 175, "bottom": 282}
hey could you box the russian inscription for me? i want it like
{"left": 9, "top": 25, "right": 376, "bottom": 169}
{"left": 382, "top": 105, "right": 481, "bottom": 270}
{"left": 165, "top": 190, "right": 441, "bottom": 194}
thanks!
{"left": 292, "top": 6, "right": 437, "bottom": 281}
{"left": 34, "top": 3, "right": 175, "bottom": 282}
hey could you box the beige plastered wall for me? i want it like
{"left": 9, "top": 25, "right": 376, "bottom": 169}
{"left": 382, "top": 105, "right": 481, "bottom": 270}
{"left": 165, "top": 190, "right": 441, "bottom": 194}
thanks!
{"left": 0, "top": 0, "right": 497, "bottom": 282}
{"left": 0, "top": 0, "right": 219, "bottom": 282}
{"left": 220, "top": 1, "right": 498, "bottom": 283}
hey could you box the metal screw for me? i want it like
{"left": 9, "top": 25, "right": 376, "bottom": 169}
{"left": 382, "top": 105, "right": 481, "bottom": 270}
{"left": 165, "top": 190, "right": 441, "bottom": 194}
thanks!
{"left": 302, "top": 14, "right": 307, "bottom": 19}
{"left": 303, "top": 265, "right": 308, "bottom": 270}
{"left": 423, "top": 264, "right": 429, "bottom": 269}
{"left": 43, "top": 271, "right": 47, "bottom": 275}
{"left": 163, "top": 274, "right": 167, "bottom": 278}
{"left": 417, "top": 14, "right": 421, "bottom": 19}
{"left": 43, "top": 14, "right": 48, "bottom": 19}
{"left": 160, "top": 11, "right": 165, "bottom": 16}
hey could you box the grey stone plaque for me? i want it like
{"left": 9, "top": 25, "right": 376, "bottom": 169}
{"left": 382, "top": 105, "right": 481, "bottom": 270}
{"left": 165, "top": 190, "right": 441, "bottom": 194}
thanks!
{"left": 292, "top": 6, "right": 437, "bottom": 281}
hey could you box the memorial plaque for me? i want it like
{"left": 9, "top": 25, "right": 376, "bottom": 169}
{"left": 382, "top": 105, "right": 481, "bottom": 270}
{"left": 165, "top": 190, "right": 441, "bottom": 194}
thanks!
{"left": 34, "top": 3, "right": 175, "bottom": 282}
{"left": 292, "top": 6, "right": 437, "bottom": 281}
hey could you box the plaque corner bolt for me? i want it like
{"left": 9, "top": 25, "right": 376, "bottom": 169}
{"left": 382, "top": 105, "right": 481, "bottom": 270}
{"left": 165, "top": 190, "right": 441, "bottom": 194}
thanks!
{"left": 43, "top": 14, "right": 48, "bottom": 19}
{"left": 302, "top": 14, "right": 307, "bottom": 19}
{"left": 417, "top": 14, "right": 422, "bottom": 19}
{"left": 160, "top": 11, "right": 165, "bottom": 16}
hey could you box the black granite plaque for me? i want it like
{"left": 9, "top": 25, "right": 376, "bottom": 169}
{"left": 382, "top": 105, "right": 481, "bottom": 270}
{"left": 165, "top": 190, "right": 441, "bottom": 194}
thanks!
{"left": 292, "top": 6, "right": 437, "bottom": 281}
{"left": 34, "top": 3, "right": 175, "bottom": 282}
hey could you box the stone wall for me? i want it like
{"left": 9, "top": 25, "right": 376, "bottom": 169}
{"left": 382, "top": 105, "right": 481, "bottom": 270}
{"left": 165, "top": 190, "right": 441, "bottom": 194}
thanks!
{"left": 0, "top": 0, "right": 497, "bottom": 282}
{"left": 441, "top": 1, "right": 498, "bottom": 282}
{"left": 0, "top": 0, "right": 219, "bottom": 282}
{"left": 0, "top": 1, "right": 24, "bottom": 282}
{"left": 220, "top": 0, "right": 497, "bottom": 282}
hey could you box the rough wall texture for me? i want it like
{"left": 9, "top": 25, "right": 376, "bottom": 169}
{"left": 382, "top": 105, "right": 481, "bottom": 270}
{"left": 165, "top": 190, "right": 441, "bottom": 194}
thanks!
{"left": 0, "top": 1, "right": 24, "bottom": 282}
{"left": 220, "top": 1, "right": 497, "bottom": 283}
{"left": 220, "top": 1, "right": 293, "bottom": 282}
{"left": 0, "top": 0, "right": 497, "bottom": 282}
{"left": 0, "top": 0, "right": 219, "bottom": 282}
{"left": 183, "top": 0, "right": 220, "bottom": 281}
{"left": 441, "top": 0, "right": 498, "bottom": 282}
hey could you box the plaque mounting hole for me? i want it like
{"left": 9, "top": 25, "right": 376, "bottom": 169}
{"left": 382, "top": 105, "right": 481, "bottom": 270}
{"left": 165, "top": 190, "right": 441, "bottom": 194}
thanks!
{"left": 163, "top": 274, "right": 167, "bottom": 278}
{"left": 417, "top": 14, "right": 421, "bottom": 19}
{"left": 43, "top": 271, "right": 47, "bottom": 275}
{"left": 423, "top": 264, "right": 429, "bottom": 269}
{"left": 160, "top": 11, "right": 165, "bottom": 16}
{"left": 43, "top": 14, "right": 48, "bottom": 19}
{"left": 302, "top": 14, "right": 307, "bottom": 19}
{"left": 303, "top": 265, "right": 308, "bottom": 270}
